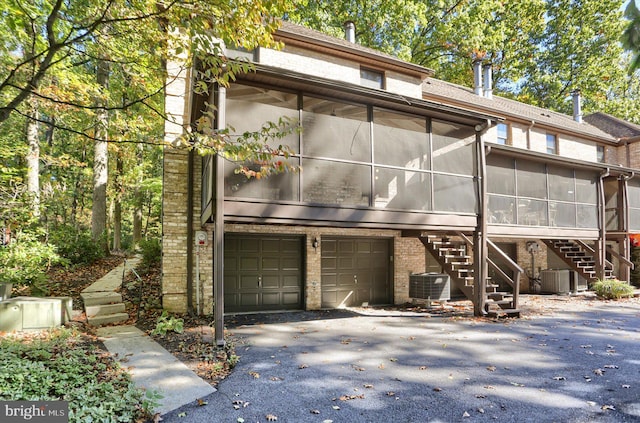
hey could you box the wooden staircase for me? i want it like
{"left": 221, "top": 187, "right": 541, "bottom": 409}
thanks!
{"left": 541, "top": 239, "right": 613, "bottom": 283}
{"left": 419, "top": 235, "right": 521, "bottom": 318}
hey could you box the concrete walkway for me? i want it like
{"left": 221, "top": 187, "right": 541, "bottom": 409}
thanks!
{"left": 97, "top": 326, "right": 216, "bottom": 415}
{"left": 82, "top": 258, "right": 215, "bottom": 415}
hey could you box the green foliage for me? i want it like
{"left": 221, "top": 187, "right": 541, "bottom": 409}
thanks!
{"left": 0, "top": 234, "right": 63, "bottom": 292}
{"left": 0, "top": 329, "right": 157, "bottom": 422}
{"left": 139, "top": 237, "right": 161, "bottom": 268}
{"left": 48, "top": 225, "right": 106, "bottom": 265}
{"left": 592, "top": 279, "right": 635, "bottom": 300}
{"left": 151, "top": 311, "right": 184, "bottom": 336}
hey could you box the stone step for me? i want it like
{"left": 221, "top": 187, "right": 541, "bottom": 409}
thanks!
{"left": 81, "top": 291, "right": 123, "bottom": 307}
{"left": 87, "top": 312, "right": 129, "bottom": 326}
{"left": 86, "top": 302, "right": 126, "bottom": 318}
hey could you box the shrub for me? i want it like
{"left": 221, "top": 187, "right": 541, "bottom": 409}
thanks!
{"left": 0, "top": 329, "right": 158, "bottom": 422}
{"left": 48, "top": 225, "right": 105, "bottom": 265}
{"left": 592, "top": 279, "right": 635, "bottom": 300}
{"left": 139, "top": 237, "right": 161, "bottom": 269}
{"left": 0, "top": 234, "right": 64, "bottom": 293}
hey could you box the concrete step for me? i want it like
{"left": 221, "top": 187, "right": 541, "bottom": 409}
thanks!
{"left": 86, "top": 302, "right": 126, "bottom": 317}
{"left": 87, "top": 312, "right": 129, "bottom": 326}
{"left": 81, "top": 291, "right": 122, "bottom": 307}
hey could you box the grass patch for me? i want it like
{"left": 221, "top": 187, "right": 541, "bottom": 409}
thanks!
{"left": 592, "top": 279, "right": 635, "bottom": 300}
{"left": 0, "top": 328, "right": 158, "bottom": 422}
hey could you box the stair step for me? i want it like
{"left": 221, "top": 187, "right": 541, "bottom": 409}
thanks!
{"left": 486, "top": 308, "right": 521, "bottom": 318}
{"left": 87, "top": 312, "right": 129, "bottom": 326}
{"left": 488, "top": 292, "right": 512, "bottom": 301}
{"left": 81, "top": 292, "right": 123, "bottom": 307}
{"left": 86, "top": 303, "right": 126, "bottom": 317}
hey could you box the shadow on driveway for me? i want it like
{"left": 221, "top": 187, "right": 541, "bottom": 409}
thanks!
{"left": 160, "top": 303, "right": 640, "bottom": 423}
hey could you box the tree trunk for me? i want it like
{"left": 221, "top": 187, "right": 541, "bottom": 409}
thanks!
{"left": 113, "top": 151, "right": 123, "bottom": 250}
{"left": 132, "top": 142, "right": 143, "bottom": 245}
{"left": 92, "top": 59, "right": 109, "bottom": 254}
{"left": 26, "top": 95, "right": 40, "bottom": 217}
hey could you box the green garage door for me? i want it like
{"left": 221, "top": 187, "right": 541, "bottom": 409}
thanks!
{"left": 224, "top": 234, "right": 304, "bottom": 313}
{"left": 321, "top": 237, "right": 391, "bottom": 308}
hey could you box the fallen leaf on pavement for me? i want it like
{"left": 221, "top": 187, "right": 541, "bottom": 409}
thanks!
{"left": 601, "top": 405, "right": 615, "bottom": 411}
{"left": 363, "top": 384, "right": 374, "bottom": 389}
{"left": 419, "top": 366, "right": 428, "bottom": 370}
{"left": 552, "top": 376, "right": 566, "bottom": 381}
{"left": 603, "top": 365, "right": 619, "bottom": 369}
{"left": 593, "top": 369, "right": 605, "bottom": 376}
{"left": 386, "top": 392, "right": 395, "bottom": 396}
{"left": 310, "top": 410, "right": 320, "bottom": 414}
{"left": 463, "top": 411, "right": 470, "bottom": 418}
{"left": 486, "top": 366, "right": 496, "bottom": 372}
{"left": 197, "top": 399, "right": 208, "bottom": 406}
{"left": 249, "top": 371, "right": 260, "bottom": 378}
{"left": 266, "top": 414, "right": 278, "bottom": 421}
{"left": 299, "top": 364, "right": 309, "bottom": 369}
{"left": 339, "top": 394, "right": 365, "bottom": 401}
{"left": 622, "top": 384, "right": 631, "bottom": 389}
{"left": 153, "top": 413, "right": 162, "bottom": 422}
{"left": 433, "top": 387, "right": 442, "bottom": 392}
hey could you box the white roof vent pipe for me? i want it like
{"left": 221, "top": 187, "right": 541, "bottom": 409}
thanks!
{"left": 344, "top": 21, "right": 356, "bottom": 43}
{"left": 473, "top": 60, "right": 483, "bottom": 96}
{"left": 482, "top": 63, "right": 493, "bottom": 99}
{"left": 572, "top": 90, "right": 583, "bottom": 123}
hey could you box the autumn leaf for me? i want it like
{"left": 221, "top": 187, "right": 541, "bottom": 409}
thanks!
{"left": 332, "top": 405, "right": 340, "bottom": 410}
{"left": 594, "top": 369, "right": 605, "bottom": 376}
{"left": 310, "top": 409, "right": 320, "bottom": 414}
{"left": 153, "top": 413, "right": 163, "bottom": 423}
{"left": 249, "top": 371, "right": 260, "bottom": 378}
{"left": 601, "top": 405, "right": 616, "bottom": 411}
{"left": 299, "top": 364, "right": 309, "bottom": 369}
{"left": 486, "top": 366, "right": 497, "bottom": 372}
{"left": 552, "top": 376, "right": 566, "bottom": 381}
{"left": 433, "top": 387, "right": 442, "bottom": 392}
{"left": 389, "top": 357, "right": 398, "bottom": 362}
{"left": 363, "top": 384, "right": 374, "bottom": 389}
{"left": 603, "top": 365, "right": 619, "bottom": 369}
{"left": 386, "top": 391, "right": 396, "bottom": 396}
{"left": 177, "top": 412, "right": 187, "bottom": 417}
{"left": 419, "top": 366, "right": 428, "bottom": 370}
{"left": 266, "top": 414, "right": 278, "bottom": 421}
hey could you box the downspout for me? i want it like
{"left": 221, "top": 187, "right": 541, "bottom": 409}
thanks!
{"left": 598, "top": 168, "right": 610, "bottom": 281}
{"left": 213, "top": 85, "right": 226, "bottom": 347}
{"left": 474, "top": 119, "right": 492, "bottom": 316}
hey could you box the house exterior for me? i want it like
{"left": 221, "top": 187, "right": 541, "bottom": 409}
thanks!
{"left": 162, "top": 21, "right": 639, "bottom": 341}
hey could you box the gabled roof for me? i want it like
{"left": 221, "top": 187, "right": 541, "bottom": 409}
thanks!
{"left": 422, "top": 78, "right": 618, "bottom": 144}
{"left": 583, "top": 112, "right": 640, "bottom": 142}
{"left": 275, "top": 20, "right": 434, "bottom": 78}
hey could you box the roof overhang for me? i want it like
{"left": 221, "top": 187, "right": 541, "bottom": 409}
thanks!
{"left": 486, "top": 143, "right": 636, "bottom": 176}
{"left": 238, "top": 64, "right": 501, "bottom": 127}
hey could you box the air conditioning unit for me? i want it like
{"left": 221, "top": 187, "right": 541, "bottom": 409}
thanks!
{"left": 0, "top": 296, "right": 71, "bottom": 332}
{"left": 409, "top": 273, "right": 451, "bottom": 301}
{"left": 540, "top": 269, "right": 580, "bottom": 294}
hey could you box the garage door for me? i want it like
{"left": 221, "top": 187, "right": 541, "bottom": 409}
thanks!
{"left": 224, "top": 234, "right": 303, "bottom": 313}
{"left": 321, "top": 237, "right": 391, "bottom": 308}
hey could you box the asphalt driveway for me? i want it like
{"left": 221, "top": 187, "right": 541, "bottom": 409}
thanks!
{"left": 159, "top": 298, "right": 640, "bottom": 422}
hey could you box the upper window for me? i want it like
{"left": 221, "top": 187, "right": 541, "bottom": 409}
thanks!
{"left": 596, "top": 145, "right": 605, "bottom": 163}
{"left": 360, "top": 68, "right": 384, "bottom": 89}
{"left": 496, "top": 123, "right": 509, "bottom": 145}
{"left": 546, "top": 133, "right": 557, "bottom": 154}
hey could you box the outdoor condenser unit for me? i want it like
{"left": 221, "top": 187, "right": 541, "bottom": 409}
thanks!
{"left": 409, "top": 273, "right": 451, "bottom": 301}
{"left": 0, "top": 296, "right": 71, "bottom": 332}
{"left": 540, "top": 269, "right": 584, "bottom": 294}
